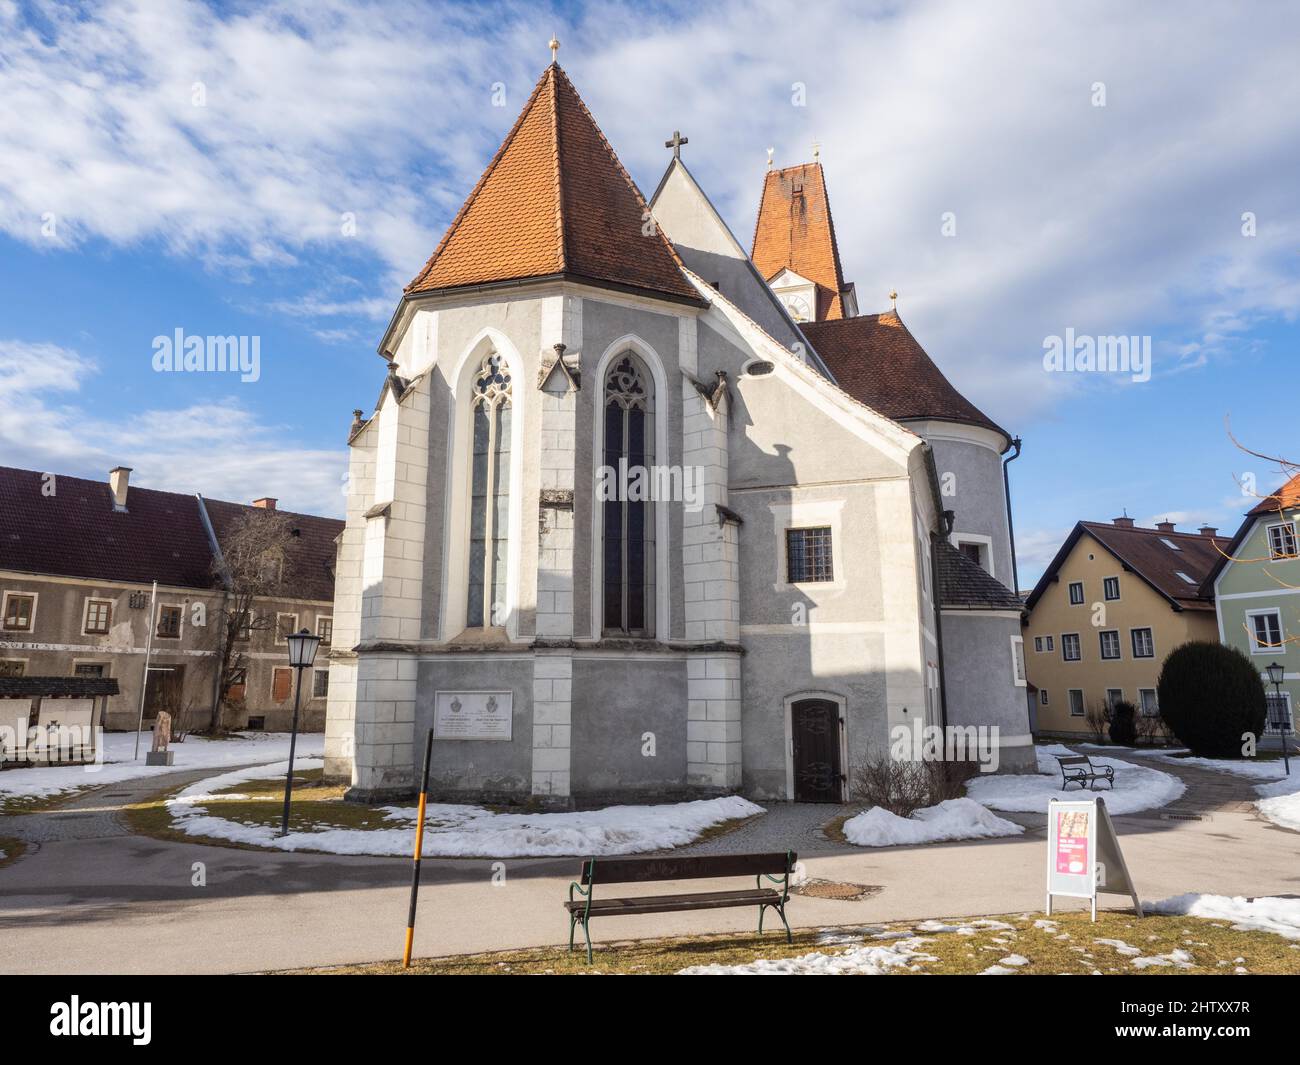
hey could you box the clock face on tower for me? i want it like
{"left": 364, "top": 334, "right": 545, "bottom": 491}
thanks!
{"left": 782, "top": 294, "right": 811, "bottom": 322}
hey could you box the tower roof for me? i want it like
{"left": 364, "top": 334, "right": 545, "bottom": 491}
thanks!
{"left": 406, "top": 64, "right": 701, "bottom": 306}
{"left": 801, "top": 311, "right": 1010, "bottom": 446}
{"left": 751, "top": 162, "right": 852, "bottom": 320}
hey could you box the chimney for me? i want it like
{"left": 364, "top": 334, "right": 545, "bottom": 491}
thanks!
{"left": 1112, "top": 515, "right": 1135, "bottom": 528}
{"left": 1199, "top": 525, "right": 1218, "bottom": 538}
{"left": 252, "top": 497, "right": 277, "bottom": 510}
{"left": 1155, "top": 520, "right": 1176, "bottom": 533}
{"left": 109, "top": 466, "right": 131, "bottom": 512}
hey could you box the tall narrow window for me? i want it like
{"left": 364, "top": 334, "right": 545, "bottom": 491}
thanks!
{"left": 603, "top": 354, "right": 654, "bottom": 635}
{"left": 467, "top": 351, "right": 512, "bottom": 628}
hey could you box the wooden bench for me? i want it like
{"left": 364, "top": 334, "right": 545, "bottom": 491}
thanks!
{"left": 565, "top": 851, "right": 797, "bottom": 963}
{"left": 1055, "top": 754, "right": 1115, "bottom": 792}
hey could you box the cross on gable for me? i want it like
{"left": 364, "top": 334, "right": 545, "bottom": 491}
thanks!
{"left": 664, "top": 130, "right": 688, "bottom": 159}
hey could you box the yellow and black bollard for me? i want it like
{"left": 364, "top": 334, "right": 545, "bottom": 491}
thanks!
{"left": 402, "top": 728, "right": 436, "bottom": 968}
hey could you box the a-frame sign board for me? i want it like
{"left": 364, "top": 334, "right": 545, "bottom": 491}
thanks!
{"left": 1046, "top": 796, "right": 1143, "bottom": 920}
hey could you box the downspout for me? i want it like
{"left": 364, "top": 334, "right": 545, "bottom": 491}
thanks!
{"left": 932, "top": 509, "right": 955, "bottom": 734}
{"left": 1002, "top": 436, "right": 1023, "bottom": 595}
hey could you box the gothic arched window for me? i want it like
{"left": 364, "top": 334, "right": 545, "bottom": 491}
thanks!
{"left": 468, "top": 351, "right": 512, "bottom": 627}
{"left": 603, "top": 354, "right": 655, "bottom": 635}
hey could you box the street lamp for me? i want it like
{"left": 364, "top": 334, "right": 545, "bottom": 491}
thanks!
{"left": 1265, "top": 662, "right": 1290, "bottom": 777}
{"left": 281, "top": 627, "right": 322, "bottom": 837}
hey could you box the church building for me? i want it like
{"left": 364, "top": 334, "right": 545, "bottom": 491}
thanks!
{"left": 323, "top": 57, "right": 1033, "bottom": 806}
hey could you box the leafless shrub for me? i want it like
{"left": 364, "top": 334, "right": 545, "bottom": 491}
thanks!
{"left": 851, "top": 751, "right": 980, "bottom": 817}
{"left": 1084, "top": 703, "right": 1111, "bottom": 744}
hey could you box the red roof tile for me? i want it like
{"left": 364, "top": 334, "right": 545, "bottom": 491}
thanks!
{"left": 407, "top": 65, "right": 700, "bottom": 306}
{"left": 1247, "top": 471, "right": 1300, "bottom": 516}
{"left": 801, "top": 311, "right": 1009, "bottom": 442}
{"left": 751, "top": 162, "right": 851, "bottom": 320}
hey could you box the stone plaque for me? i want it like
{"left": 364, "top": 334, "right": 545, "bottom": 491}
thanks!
{"left": 433, "top": 691, "right": 513, "bottom": 741}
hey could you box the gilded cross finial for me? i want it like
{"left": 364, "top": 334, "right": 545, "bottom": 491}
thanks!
{"left": 549, "top": 34, "right": 560, "bottom": 63}
{"left": 664, "top": 130, "right": 688, "bottom": 159}
{"left": 889, "top": 289, "right": 898, "bottom": 309}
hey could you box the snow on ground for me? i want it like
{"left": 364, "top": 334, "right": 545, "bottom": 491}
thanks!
{"left": 842, "top": 797, "right": 1023, "bottom": 847}
{"left": 167, "top": 760, "right": 766, "bottom": 857}
{"left": 965, "top": 743, "right": 1184, "bottom": 815}
{"left": 1117, "top": 748, "right": 1300, "bottom": 832}
{"left": 0, "top": 731, "right": 324, "bottom": 801}
{"left": 1148, "top": 894, "right": 1300, "bottom": 940}
{"left": 678, "top": 938, "right": 936, "bottom": 975}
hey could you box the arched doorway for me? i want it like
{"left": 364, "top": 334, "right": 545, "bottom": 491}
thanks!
{"left": 789, "top": 697, "right": 844, "bottom": 802}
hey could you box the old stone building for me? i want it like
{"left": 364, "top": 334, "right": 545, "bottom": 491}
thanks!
{"left": 324, "top": 61, "right": 1032, "bottom": 806}
{"left": 0, "top": 465, "right": 342, "bottom": 733}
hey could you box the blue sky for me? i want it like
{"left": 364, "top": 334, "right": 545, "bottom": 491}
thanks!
{"left": 0, "top": 0, "right": 1296, "bottom": 588}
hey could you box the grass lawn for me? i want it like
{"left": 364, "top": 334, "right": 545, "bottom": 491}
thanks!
{"left": 0, "top": 836, "right": 27, "bottom": 868}
{"left": 124, "top": 767, "right": 398, "bottom": 853}
{"left": 291, "top": 909, "right": 1300, "bottom": 975}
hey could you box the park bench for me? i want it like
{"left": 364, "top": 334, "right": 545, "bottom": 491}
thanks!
{"left": 1055, "top": 754, "right": 1115, "bottom": 792}
{"left": 565, "top": 851, "right": 797, "bottom": 963}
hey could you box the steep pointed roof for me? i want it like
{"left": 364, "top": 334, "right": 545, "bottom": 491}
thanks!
{"left": 406, "top": 64, "right": 701, "bottom": 306}
{"left": 801, "top": 311, "right": 1010, "bottom": 446}
{"left": 751, "top": 162, "right": 852, "bottom": 320}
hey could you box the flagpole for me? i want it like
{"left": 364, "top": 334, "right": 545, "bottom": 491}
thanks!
{"left": 134, "top": 580, "right": 158, "bottom": 760}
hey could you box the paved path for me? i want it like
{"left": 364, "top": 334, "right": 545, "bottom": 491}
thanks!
{"left": 1, "top": 751, "right": 1298, "bottom": 974}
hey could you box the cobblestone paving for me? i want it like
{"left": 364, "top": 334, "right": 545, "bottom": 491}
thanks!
{"left": 666, "top": 802, "right": 860, "bottom": 857}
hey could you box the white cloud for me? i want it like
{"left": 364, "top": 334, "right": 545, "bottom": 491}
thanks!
{"left": 0, "top": 0, "right": 1296, "bottom": 432}
{"left": 0, "top": 338, "right": 345, "bottom": 515}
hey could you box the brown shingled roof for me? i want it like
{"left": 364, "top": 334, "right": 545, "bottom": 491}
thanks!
{"left": 1025, "top": 520, "right": 1230, "bottom": 613}
{"left": 406, "top": 64, "right": 700, "bottom": 306}
{"left": 1248, "top": 471, "right": 1300, "bottom": 516}
{"left": 801, "top": 311, "right": 1009, "bottom": 444}
{"left": 936, "top": 539, "right": 1023, "bottom": 611}
{"left": 0, "top": 466, "right": 342, "bottom": 601}
{"left": 751, "top": 162, "right": 851, "bottom": 320}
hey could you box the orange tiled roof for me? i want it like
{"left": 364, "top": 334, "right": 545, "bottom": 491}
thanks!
{"left": 407, "top": 65, "right": 700, "bottom": 305}
{"left": 750, "top": 162, "right": 851, "bottom": 320}
{"left": 1248, "top": 471, "right": 1300, "bottom": 516}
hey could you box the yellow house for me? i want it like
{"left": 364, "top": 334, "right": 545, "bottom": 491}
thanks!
{"left": 1023, "top": 517, "right": 1228, "bottom": 737}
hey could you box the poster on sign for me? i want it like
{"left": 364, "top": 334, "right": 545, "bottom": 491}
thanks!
{"left": 1045, "top": 796, "right": 1142, "bottom": 921}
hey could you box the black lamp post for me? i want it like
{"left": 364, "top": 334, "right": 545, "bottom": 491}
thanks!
{"left": 1265, "top": 661, "right": 1290, "bottom": 776}
{"left": 281, "top": 627, "right": 322, "bottom": 837}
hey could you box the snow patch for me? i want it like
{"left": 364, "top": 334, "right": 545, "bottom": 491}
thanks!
{"left": 1147, "top": 893, "right": 1300, "bottom": 940}
{"left": 678, "top": 940, "right": 935, "bottom": 975}
{"left": 842, "top": 797, "right": 1023, "bottom": 847}
{"left": 966, "top": 744, "right": 1184, "bottom": 815}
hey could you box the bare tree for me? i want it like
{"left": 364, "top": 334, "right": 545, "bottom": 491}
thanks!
{"left": 206, "top": 509, "right": 298, "bottom": 733}
{"left": 1084, "top": 702, "right": 1111, "bottom": 744}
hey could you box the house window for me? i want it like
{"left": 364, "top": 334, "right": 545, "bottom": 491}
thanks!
{"left": 235, "top": 613, "right": 252, "bottom": 641}
{"left": 1247, "top": 610, "right": 1284, "bottom": 654}
{"left": 1045, "top": 635, "right": 1054, "bottom": 652}
{"left": 276, "top": 613, "right": 299, "bottom": 643}
{"left": 83, "top": 599, "right": 113, "bottom": 635}
{"left": 156, "top": 605, "right": 183, "bottom": 639}
{"left": 1011, "top": 636, "right": 1026, "bottom": 686}
{"left": 73, "top": 663, "right": 106, "bottom": 677}
{"left": 1062, "top": 633, "right": 1081, "bottom": 661}
{"left": 1099, "top": 630, "right": 1121, "bottom": 660}
{"left": 1106, "top": 688, "right": 1124, "bottom": 708}
{"left": 1068, "top": 689, "right": 1085, "bottom": 717}
{"left": 1267, "top": 522, "right": 1298, "bottom": 560}
{"left": 312, "top": 670, "right": 330, "bottom": 699}
{"left": 1039, "top": 689, "right": 1049, "bottom": 705}
{"left": 469, "top": 350, "right": 514, "bottom": 629}
{"left": 1103, "top": 576, "right": 1120, "bottom": 601}
{"left": 1034, "top": 636, "right": 1044, "bottom": 653}
{"left": 2, "top": 593, "right": 35, "bottom": 632}
{"left": 226, "top": 667, "right": 248, "bottom": 703}
{"left": 1139, "top": 689, "right": 1159, "bottom": 717}
{"left": 1266, "top": 691, "right": 1293, "bottom": 733}
{"left": 1131, "top": 627, "right": 1155, "bottom": 659}
{"left": 1068, "top": 581, "right": 1084, "bottom": 605}
{"left": 271, "top": 667, "right": 293, "bottom": 702}
{"left": 317, "top": 616, "right": 333, "bottom": 644}
{"left": 0, "top": 660, "right": 25, "bottom": 677}
{"left": 786, "top": 527, "right": 834, "bottom": 583}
